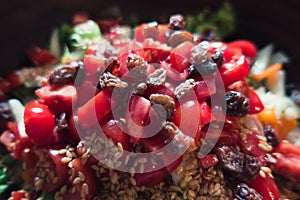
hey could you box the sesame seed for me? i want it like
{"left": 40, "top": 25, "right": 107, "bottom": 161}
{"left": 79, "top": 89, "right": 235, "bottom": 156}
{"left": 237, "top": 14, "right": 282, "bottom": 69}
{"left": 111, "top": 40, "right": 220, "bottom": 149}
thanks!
{"left": 61, "top": 157, "right": 72, "bottom": 163}
{"left": 73, "top": 177, "right": 81, "bottom": 184}
{"left": 78, "top": 171, "right": 85, "bottom": 181}
{"left": 259, "top": 169, "right": 266, "bottom": 178}
{"left": 82, "top": 183, "right": 89, "bottom": 195}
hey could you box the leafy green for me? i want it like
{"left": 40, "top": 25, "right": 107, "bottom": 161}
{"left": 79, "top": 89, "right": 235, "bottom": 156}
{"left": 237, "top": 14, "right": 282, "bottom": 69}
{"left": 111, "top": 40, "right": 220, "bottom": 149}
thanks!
{"left": 0, "top": 165, "right": 8, "bottom": 195}
{"left": 69, "top": 20, "right": 102, "bottom": 50}
{"left": 185, "top": 2, "right": 236, "bottom": 40}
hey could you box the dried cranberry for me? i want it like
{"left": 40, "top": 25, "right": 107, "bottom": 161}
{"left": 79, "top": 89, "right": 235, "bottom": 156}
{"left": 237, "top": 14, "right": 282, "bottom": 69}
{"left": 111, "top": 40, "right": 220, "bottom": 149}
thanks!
{"left": 263, "top": 125, "right": 279, "bottom": 148}
{"left": 168, "top": 14, "right": 186, "bottom": 30}
{"left": 225, "top": 91, "right": 249, "bottom": 117}
{"left": 235, "top": 183, "right": 262, "bottom": 200}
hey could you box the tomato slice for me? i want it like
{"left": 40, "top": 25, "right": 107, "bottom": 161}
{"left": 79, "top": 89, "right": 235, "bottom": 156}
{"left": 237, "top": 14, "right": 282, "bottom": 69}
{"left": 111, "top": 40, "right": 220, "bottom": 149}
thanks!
{"left": 219, "top": 55, "right": 250, "bottom": 87}
{"left": 248, "top": 87, "right": 264, "bottom": 114}
{"left": 194, "top": 78, "right": 216, "bottom": 101}
{"left": 170, "top": 41, "right": 194, "bottom": 72}
{"left": 172, "top": 98, "right": 201, "bottom": 141}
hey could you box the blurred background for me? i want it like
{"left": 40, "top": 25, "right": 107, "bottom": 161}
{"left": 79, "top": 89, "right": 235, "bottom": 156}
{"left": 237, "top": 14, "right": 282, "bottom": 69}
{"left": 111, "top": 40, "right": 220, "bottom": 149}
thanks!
{"left": 0, "top": 0, "right": 299, "bottom": 83}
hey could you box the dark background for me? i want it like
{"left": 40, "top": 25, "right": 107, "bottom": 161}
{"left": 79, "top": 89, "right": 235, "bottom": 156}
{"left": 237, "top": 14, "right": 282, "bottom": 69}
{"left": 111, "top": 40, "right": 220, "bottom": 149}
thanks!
{"left": 1, "top": 0, "right": 299, "bottom": 83}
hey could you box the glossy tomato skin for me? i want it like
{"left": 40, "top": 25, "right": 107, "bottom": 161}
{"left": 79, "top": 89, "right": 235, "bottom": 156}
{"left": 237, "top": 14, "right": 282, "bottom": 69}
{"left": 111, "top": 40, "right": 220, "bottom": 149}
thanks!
{"left": 219, "top": 55, "right": 250, "bottom": 87}
{"left": 170, "top": 41, "right": 194, "bottom": 72}
{"left": 248, "top": 87, "right": 264, "bottom": 114}
{"left": 35, "top": 85, "right": 77, "bottom": 115}
{"left": 24, "top": 100, "right": 58, "bottom": 146}
{"left": 228, "top": 40, "right": 257, "bottom": 63}
{"left": 200, "top": 154, "right": 219, "bottom": 168}
{"left": 77, "top": 90, "right": 115, "bottom": 129}
{"left": 249, "top": 173, "right": 280, "bottom": 200}
{"left": 60, "top": 158, "right": 96, "bottom": 200}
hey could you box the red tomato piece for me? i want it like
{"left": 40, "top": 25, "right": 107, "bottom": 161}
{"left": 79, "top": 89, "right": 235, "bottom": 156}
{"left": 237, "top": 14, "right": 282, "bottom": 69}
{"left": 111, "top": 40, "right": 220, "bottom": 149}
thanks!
{"left": 194, "top": 78, "right": 216, "bottom": 101}
{"left": 27, "top": 45, "right": 56, "bottom": 66}
{"left": 240, "top": 131, "right": 266, "bottom": 158}
{"left": 200, "top": 154, "right": 219, "bottom": 168}
{"left": 199, "top": 101, "right": 214, "bottom": 127}
{"left": 100, "top": 112, "right": 132, "bottom": 151}
{"left": 248, "top": 87, "right": 264, "bottom": 114}
{"left": 172, "top": 99, "right": 201, "bottom": 141}
{"left": 219, "top": 55, "right": 250, "bottom": 87}
{"left": 228, "top": 40, "right": 257, "bottom": 63}
{"left": 273, "top": 140, "right": 300, "bottom": 157}
{"left": 77, "top": 90, "right": 115, "bottom": 129}
{"left": 249, "top": 173, "right": 280, "bottom": 200}
{"left": 143, "top": 47, "right": 170, "bottom": 63}
{"left": 170, "top": 41, "right": 194, "bottom": 72}
{"left": 83, "top": 54, "right": 105, "bottom": 75}
{"left": 24, "top": 100, "right": 58, "bottom": 146}
{"left": 60, "top": 158, "right": 96, "bottom": 200}
{"left": 35, "top": 85, "right": 77, "bottom": 115}
{"left": 134, "top": 168, "right": 166, "bottom": 187}
{"left": 140, "top": 131, "right": 165, "bottom": 152}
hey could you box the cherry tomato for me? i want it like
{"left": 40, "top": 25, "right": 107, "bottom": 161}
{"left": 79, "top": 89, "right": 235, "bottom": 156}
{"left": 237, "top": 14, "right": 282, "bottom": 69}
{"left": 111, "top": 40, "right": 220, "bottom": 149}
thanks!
{"left": 228, "top": 40, "right": 257, "bottom": 63}
{"left": 24, "top": 100, "right": 58, "bottom": 146}
{"left": 219, "top": 55, "right": 250, "bottom": 87}
{"left": 248, "top": 87, "right": 264, "bottom": 114}
{"left": 194, "top": 78, "right": 216, "bottom": 101}
{"left": 35, "top": 85, "right": 77, "bottom": 115}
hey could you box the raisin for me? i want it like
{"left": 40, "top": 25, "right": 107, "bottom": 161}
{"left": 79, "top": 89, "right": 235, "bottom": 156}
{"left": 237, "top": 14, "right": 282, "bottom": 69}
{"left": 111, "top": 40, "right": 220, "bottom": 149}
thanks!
{"left": 263, "top": 125, "right": 279, "bottom": 148}
{"left": 162, "top": 121, "right": 196, "bottom": 153}
{"left": 104, "top": 58, "right": 120, "bottom": 75}
{"left": 188, "top": 65, "right": 201, "bottom": 77}
{"left": 146, "top": 68, "right": 167, "bottom": 87}
{"left": 168, "top": 14, "right": 186, "bottom": 30}
{"left": 149, "top": 94, "right": 175, "bottom": 119}
{"left": 49, "top": 62, "right": 83, "bottom": 87}
{"left": 215, "top": 146, "right": 260, "bottom": 183}
{"left": 191, "top": 41, "right": 217, "bottom": 76}
{"left": 126, "top": 53, "right": 149, "bottom": 80}
{"left": 225, "top": 91, "right": 249, "bottom": 117}
{"left": 133, "top": 82, "right": 148, "bottom": 95}
{"left": 235, "top": 183, "right": 262, "bottom": 200}
{"left": 174, "top": 79, "right": 196, "bottom": 99}
{"left": 196, "top": 28, "right": 216, "bottom": 42}
{"left": 99, "top": 72, "right": 128, "bottom": 90}
{"left": 211, "top": 49, "right": 224, "bottom": 68}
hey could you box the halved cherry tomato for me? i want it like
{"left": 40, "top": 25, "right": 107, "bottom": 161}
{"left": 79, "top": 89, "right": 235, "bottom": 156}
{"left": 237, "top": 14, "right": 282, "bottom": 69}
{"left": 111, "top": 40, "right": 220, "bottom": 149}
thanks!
{"left": 219, "top": 55, "right": 250, "bottom": 87}
{"left": 228, "top": 40, "right": 257, "bottom": 63}
{"left": 24, "top": 100, "right": 58, "bottom": 146}
{"left": 36, "top": 85, "right": 77, "bottom": 115}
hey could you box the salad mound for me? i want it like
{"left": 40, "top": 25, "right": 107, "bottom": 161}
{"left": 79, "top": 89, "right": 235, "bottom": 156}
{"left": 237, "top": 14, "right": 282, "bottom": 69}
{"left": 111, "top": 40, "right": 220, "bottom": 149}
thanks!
{"left": 0, "top": 12, "right": 300, "bottom": 200}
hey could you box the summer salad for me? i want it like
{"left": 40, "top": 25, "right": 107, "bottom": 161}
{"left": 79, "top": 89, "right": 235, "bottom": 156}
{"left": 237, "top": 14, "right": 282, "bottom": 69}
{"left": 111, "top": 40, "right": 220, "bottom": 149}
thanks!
{"left": 1, "top": 8, "right": 300, "bottom": 200}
